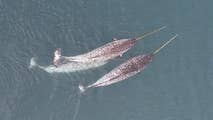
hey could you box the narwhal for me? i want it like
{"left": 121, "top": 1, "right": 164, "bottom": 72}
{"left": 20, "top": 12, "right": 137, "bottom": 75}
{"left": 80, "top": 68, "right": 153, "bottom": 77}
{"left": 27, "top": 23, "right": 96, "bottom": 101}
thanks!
{"left": 29, "top": 26, "right": 166, "bottom": 73}
{"left": 79, "top": 34, "right": 178, "bottom": 93}
{"left": 53, "top": 26, "right": 166, "bottom": 67}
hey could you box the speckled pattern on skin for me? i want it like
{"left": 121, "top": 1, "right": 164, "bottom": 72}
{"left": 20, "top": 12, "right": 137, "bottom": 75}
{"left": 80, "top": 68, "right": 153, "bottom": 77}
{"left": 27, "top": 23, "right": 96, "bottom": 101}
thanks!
{"left": 0, "top": 0, "right": 212, "bottom": 120}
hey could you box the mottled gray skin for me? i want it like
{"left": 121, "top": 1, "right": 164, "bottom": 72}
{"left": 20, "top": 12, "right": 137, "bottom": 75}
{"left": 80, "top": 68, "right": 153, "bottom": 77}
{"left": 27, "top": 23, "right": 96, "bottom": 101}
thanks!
{"left": 86, "top": 54, "right": 153, "bottom": 88}
{"left": 86, "top": 38, "right": 137, "bottom": 59}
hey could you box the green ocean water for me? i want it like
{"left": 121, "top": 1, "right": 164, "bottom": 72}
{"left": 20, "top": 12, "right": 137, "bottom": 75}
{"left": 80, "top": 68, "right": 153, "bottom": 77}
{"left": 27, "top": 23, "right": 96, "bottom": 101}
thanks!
{"left": 0, "top": 0, "right": 212, "bottom": 120}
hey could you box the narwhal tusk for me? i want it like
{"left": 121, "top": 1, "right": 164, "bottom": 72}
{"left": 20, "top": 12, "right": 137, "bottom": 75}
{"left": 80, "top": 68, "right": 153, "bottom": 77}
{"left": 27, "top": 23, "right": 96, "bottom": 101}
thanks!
{"left": 135, "top": 26, "right": 167, "bottom": 41}
{"left": 153, "top": 34, "right": 178, "bottom": 55}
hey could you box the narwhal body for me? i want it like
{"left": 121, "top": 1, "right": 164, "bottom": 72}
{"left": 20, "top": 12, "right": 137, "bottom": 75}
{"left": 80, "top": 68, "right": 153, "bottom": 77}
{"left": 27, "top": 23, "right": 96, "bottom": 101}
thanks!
{"left": 53, "top": 26, "right": 166, "bottom": 67}
{"left": 79, "top": 34, "right": 178, "bottom": 93}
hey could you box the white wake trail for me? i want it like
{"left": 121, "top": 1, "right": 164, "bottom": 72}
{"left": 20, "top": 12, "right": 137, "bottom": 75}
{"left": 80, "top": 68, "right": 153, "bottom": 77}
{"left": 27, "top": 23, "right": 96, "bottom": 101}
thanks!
{"left": 29, "top": 57, "right": 107, "bottom": 73}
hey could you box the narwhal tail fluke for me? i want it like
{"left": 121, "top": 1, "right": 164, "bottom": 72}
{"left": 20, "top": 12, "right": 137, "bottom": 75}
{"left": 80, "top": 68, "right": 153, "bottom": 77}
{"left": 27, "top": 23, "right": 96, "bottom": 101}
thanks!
{"left": 136, "top": 26, "right": 167, "bottom": 40}
{"left": 153, "top": 34, "right": 178, "bottom": 55}
{"left": 29, "top": 57, "right": 38, "bottom": 69}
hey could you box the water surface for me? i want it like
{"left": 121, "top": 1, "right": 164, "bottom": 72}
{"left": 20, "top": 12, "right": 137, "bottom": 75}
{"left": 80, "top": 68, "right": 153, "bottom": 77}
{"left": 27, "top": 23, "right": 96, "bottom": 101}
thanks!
{"left": 0, "top": 0, "right": 212, "bottom": 120}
